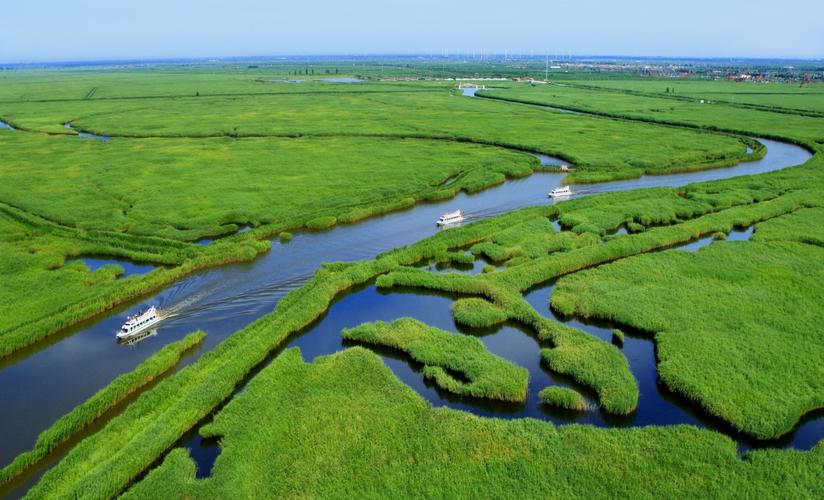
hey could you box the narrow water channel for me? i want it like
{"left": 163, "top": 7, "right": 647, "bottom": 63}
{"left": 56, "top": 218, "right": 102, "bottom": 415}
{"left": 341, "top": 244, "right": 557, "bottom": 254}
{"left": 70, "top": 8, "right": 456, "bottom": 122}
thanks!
{"left": 0, "top": 136, "right": 814, "bottom": 485}
{"left": 63, "top": 122, "right": 110, "bottom": 141}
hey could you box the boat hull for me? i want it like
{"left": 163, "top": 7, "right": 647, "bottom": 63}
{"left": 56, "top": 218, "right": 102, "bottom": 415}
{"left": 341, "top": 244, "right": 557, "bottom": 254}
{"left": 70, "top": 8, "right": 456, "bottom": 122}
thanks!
{"left": 116, "top": 316, "right": 163, "bottom": 339}
{"left": 548, "top": 189, "right": 572, "bottom": 198}
{"left": 436, "top": 217, "right": 465, "bottom": 226}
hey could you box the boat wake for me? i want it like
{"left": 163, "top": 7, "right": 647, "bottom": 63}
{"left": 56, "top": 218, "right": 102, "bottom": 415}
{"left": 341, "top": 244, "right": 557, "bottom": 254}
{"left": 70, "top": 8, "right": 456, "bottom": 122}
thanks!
{"left": 162, "top": 272, "right": 314, "bottom": 325}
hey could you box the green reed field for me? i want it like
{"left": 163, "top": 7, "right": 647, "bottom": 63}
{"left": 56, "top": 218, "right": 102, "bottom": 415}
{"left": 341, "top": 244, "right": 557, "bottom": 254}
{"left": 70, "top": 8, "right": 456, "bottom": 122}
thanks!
{"left": 482, "top": 82, "right": 824, "bottom": 144}
{"left": 120, "top": 348, "right": 823, "bottom": 499}
{"left": 28, "top": 156, "right": 824, "bottom": 496}
{"left": 565, "top": 79, "right": 824, "bottom": 114}
{"left": 1, "top": 84, "right": 748, "bottom": 174}
{"left": 2, "top": 64, "right": 823, "bottom": 497}
{"left": 553, "top": 234, "right": 824, "bottom": 439}
{"left": 0, "top": 71, "right": 755, "bottom": 356}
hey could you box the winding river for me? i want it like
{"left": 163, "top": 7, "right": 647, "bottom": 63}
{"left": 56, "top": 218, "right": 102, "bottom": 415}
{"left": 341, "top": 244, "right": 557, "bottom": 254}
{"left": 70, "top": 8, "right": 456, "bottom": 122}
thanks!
{"left": 0, "top": 127, "right": 816, "bottom": 494}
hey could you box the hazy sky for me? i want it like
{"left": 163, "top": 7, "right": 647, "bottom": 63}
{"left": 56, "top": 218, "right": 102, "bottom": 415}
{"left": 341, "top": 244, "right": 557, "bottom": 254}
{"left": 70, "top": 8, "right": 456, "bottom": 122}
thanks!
{"left": 2, "top": 0, "right": 822, "bottom": 62}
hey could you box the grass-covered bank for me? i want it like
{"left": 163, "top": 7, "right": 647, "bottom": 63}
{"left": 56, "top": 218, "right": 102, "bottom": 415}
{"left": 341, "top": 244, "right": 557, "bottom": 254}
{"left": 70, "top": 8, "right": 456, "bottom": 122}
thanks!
{"left": 0, "top": 199, "right": 266, "bottom": 358}
{"left": 23, "top": 157, "right": 824, "bottom": 496}
{"left": 552, "top": 235, "right": 824, "bottom": 440}
{"left": 0, "top": 133, "right": 536, "bottom": 239}
{"left": 0, "top": 134, "right": 539, "bottom": 357}
{"left": 342, "top": 318, "right": 529, "bottom": 402}
{"left": 1, "top": 82, "right": 750, "bottom": 181}
{"left": 122, "top": 348, "right": 824, "bottom": 499}
{"left": 479, "top": 84, "right": 824, "bottom": 146}
{"left": 0, "top": 331, "right": 204, "bottom": 488}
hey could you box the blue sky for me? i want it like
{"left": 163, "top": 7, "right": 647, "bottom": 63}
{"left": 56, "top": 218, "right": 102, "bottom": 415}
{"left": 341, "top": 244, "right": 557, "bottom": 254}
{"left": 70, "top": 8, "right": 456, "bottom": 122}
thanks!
{"left": 2, "top": 0, "right": 822, "bottom": 62}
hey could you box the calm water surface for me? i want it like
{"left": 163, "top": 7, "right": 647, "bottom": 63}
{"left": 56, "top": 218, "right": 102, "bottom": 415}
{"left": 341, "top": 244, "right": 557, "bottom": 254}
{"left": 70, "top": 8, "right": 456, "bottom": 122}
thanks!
{"left": 65, "top": 256, "right": 156, "bottom": 277}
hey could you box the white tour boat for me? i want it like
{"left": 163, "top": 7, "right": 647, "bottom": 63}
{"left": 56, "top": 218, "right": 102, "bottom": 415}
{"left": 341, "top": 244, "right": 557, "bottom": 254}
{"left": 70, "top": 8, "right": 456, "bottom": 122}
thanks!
{"left": 116, "top": 306, "right": 162, "bottom": 339}
{"left": 548, "top": 186, "right": 572, "bottom": 198}
{"left": 436, "top": 210, "right": 465, "bottom": 226}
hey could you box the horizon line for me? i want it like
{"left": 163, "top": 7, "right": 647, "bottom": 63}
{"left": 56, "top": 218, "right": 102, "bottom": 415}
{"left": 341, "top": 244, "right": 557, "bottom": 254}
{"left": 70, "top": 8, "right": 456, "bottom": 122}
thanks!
{"left": 2, "top": 52, "right": 823, "bottom": 68}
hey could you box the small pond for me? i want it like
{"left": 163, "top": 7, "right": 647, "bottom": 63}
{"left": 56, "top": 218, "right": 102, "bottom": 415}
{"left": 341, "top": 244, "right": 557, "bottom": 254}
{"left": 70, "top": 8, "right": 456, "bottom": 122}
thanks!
{"left": 66, "top": 256, "right": 156, "bottom": 277}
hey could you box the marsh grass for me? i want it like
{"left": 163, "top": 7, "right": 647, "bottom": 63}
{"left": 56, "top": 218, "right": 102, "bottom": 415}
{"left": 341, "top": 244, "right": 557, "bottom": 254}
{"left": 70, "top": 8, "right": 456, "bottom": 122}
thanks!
{"left": 553, "top": 233, "right": 824, "bottom": 439}
{"left": 377, "top": 268, "right": 639, "bottom": 414}
{"left": 122, "top": 348, "right": 824, "bottom": 498}
{"left": 9, "top": 73, "right": 824, "bottom": 496}
{"left": 342, "top": 318, "right": 528, "bottom": 401}
{"left": 451, "top": 298, "right": 508, "bottom": 328}
{"left": 539, "top": 386, "right": 588, "bottom": 411}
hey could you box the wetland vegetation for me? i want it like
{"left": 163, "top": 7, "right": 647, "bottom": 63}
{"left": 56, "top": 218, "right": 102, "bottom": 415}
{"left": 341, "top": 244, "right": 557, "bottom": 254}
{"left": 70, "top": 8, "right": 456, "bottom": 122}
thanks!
{"left": 1, "top": 61, "right": 822, "bottom": 497}
{"left": 121, "top": 348, "right": 824, "bottom": 498}
{"left": 342, "top": 318, "right": 529, "bottom": 401}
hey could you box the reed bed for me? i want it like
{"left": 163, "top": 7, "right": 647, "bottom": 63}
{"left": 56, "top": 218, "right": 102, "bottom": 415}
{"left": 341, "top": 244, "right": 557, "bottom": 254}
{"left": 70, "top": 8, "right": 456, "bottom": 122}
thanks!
{"left": 342, "top": 318, "right": 529, "bottom": 401}
{"left": 539, "top": 386, "right": 588, "bottom": 411}
{"left": 122, "top": 348, "right": 824, "bottom": 498}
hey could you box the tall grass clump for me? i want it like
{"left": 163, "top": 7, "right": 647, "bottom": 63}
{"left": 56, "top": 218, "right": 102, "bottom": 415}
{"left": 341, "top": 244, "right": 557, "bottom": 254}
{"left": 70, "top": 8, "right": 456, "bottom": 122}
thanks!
{"left": 539, "top": 386, "right": 588, "bottom": 411}
{"left": 451, "top": 298, "right": 508, "bottom": 328}
{"left": 305, "top": 216, "right": 337, "bottom": 230}
{"left": 342, "top": 318, "right": 528, "bottom": 401}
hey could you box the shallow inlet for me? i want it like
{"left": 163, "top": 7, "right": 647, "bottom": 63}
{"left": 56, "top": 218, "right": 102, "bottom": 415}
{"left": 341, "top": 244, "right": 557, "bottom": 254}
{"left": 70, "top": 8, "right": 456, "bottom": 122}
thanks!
{"left": 671, "top": 225, "right": 755, "bottom": 252}
{"left": 0, "top": 138, "right": 814, "bottom": 482}
{"left": 65, "top": 256, "right": 156, "bottom": 278}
